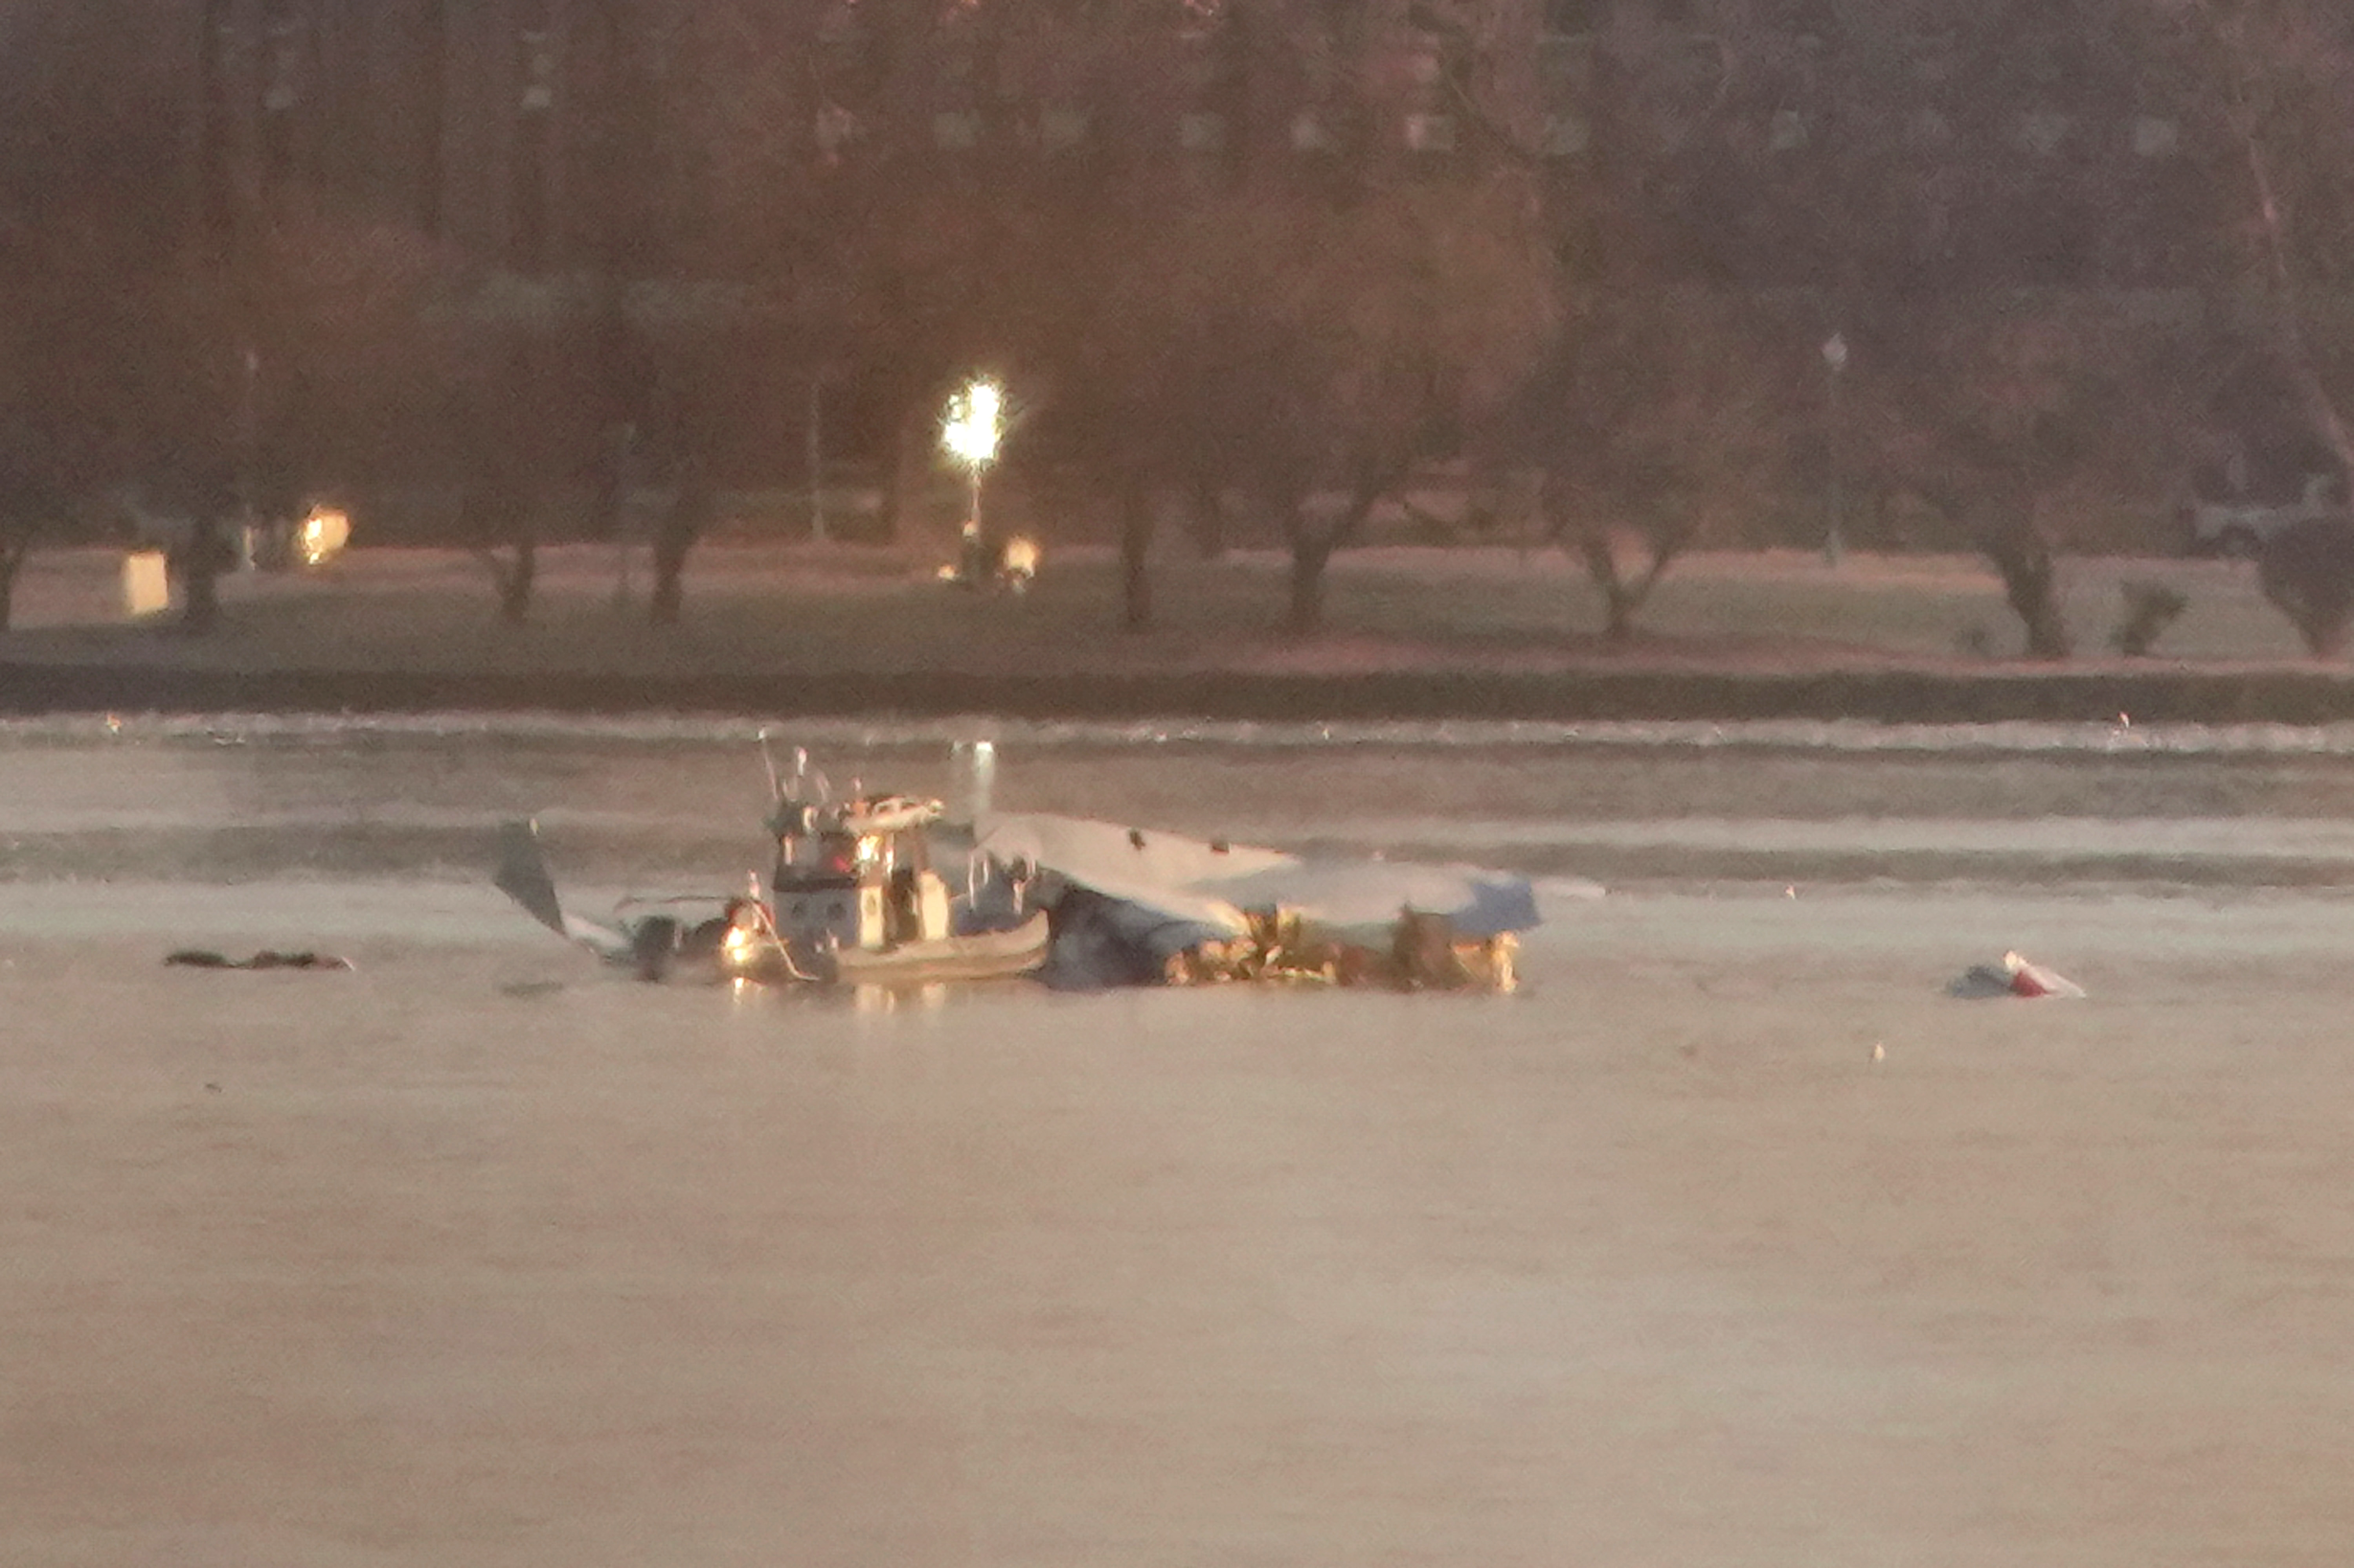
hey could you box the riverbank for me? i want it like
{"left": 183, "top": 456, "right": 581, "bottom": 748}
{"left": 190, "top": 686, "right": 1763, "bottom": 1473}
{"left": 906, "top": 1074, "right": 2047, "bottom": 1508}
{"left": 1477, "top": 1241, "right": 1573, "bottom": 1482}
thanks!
{"left": 5, "top": 543, "right": 2347, "bottom": 721}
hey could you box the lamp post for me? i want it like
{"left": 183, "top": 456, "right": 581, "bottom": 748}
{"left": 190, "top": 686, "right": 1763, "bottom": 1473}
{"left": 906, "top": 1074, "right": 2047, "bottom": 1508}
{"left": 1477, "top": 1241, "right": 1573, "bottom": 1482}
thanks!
{"left": 806, "top": 376, "right": 827, "bottom": 545}
{"left": 941, "top": 375, "right": 1005, "bottom": 551}
{"left": 1821, "top": 331, "right": 1847, "bottom": 568}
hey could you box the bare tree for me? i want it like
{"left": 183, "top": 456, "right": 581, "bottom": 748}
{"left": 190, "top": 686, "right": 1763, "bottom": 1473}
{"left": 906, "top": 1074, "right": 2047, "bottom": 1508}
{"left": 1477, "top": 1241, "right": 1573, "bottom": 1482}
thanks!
{"left": 1507, "top": 287, "right": 1790, "bottom": 643}
{"left": 2147, "top": 1, "right": 2354, "bottom": 656}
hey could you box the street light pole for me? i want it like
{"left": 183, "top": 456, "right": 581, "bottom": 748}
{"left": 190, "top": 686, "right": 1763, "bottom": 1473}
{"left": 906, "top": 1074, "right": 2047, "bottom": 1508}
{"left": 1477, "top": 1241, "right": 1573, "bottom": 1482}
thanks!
{"left": 806, "top": 377, "right": 827, "bottom": 546}
{"left": 1822, "top": 331, "right": 1848, "bottom": 568}
{"left": 941, "top": 375, "right": 1004, "bottom": 566}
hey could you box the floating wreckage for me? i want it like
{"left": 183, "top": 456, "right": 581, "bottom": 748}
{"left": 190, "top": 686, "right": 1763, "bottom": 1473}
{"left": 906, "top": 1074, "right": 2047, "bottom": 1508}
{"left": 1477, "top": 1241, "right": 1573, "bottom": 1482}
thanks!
{"left": 163, "top": 949, "right": 355, "bottom": 972}
{"left": 977, "top": 812, "right": 1535, "bottom": 992}
{"left": 1948, "top": 951, "right": 2086, "bottom": 1000}
{"left": 494, "top": 753, "right": 1540, "bottom": 994}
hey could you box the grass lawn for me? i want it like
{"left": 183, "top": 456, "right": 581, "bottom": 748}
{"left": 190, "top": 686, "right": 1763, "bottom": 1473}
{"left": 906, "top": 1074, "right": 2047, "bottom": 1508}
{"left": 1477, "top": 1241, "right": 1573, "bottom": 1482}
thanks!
{"left": 0, "top": 540, "right": 2324, "bottom": 679}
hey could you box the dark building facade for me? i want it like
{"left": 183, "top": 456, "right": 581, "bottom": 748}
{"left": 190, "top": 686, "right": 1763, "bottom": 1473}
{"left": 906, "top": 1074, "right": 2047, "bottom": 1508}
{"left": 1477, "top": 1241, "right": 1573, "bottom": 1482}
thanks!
{"left": 176, "top": 0, "right": 2232, "bottom": 292}
{"left": 188, "top": 0, "right": 596, "bottom": 269}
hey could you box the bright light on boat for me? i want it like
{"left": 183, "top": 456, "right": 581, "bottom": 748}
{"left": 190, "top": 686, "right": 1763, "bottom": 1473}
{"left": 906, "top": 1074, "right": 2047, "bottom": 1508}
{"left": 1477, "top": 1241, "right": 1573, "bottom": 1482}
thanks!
{"left": 722, "top": 911, "right": 766, "bottom": 971}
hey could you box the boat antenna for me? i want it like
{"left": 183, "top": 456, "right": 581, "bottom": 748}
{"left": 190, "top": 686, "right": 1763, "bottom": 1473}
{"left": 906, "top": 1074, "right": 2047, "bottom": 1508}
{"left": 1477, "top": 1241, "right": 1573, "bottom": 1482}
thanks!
{"left": 757, "top": 728, "right": 783, "bottom": 800}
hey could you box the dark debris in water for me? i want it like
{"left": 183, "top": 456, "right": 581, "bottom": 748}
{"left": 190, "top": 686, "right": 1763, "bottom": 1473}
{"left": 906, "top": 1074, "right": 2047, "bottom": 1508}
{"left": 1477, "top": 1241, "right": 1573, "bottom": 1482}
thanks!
{"left": 164, "top": 949, "right": 355, "bottom": 972}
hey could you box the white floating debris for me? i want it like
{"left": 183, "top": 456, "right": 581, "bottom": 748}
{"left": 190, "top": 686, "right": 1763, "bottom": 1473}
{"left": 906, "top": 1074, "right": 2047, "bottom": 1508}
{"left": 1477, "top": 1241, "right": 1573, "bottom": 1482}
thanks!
{"left": 1948, "top": 950, "right": 2085, "bottom": 1000}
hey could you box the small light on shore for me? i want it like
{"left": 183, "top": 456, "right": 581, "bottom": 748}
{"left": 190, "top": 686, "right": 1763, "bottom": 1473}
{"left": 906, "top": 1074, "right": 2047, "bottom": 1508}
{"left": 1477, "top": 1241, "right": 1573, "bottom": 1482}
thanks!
{"left": 298, "top": 507, "right": 352, "bottom": 567}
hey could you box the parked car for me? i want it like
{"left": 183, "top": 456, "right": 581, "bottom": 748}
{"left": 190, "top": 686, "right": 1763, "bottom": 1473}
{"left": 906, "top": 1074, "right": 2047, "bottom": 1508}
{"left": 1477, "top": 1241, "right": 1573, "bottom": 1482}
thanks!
{"left": 2182, "top": 469, "right": 2347, "bottom": 559}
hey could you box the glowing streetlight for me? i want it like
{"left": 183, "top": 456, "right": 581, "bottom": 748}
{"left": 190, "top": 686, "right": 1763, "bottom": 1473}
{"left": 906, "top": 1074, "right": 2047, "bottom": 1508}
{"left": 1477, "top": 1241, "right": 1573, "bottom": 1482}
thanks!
{"left": 942, "top": 376, "right": 1006, "bottom": 544}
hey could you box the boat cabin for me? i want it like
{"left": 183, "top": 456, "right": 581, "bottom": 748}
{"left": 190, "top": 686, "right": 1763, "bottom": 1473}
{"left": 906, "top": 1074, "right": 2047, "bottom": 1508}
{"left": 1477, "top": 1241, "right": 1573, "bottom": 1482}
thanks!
{"left": 769, "top": 794, "right": 953, "bottom": 953}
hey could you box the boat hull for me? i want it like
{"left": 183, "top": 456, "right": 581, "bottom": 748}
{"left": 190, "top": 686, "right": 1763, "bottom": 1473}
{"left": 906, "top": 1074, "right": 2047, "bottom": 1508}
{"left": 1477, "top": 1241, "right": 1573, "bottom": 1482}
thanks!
{"left": 827, "top": 910, "right": 1053, "bottom": 987}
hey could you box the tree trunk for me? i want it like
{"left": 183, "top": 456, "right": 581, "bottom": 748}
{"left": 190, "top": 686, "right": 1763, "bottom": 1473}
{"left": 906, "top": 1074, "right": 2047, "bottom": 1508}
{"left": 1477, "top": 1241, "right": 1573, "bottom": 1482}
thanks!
{"left": 1564, "top": 512, "right": 1689, "bottom": 646}
{"left": 179, "top": 515, "right": 225, "bottom": 636}
{"left": 1573, "top": 532, "right": 1641, "bottom": 643}
{"left": 1281, "top": 473, "right": 1394, "bottom": 637}
{"left": 649, "top": 458, "right": 713, "bottom": 626}
{"left": 649, "top": 546, "right": 683, "bottom": 624}
{"left": 0, "top": 541, "right": 23, "bottom": 633}
{"left": 1119, "top": 481, "right": 1154, "bottom": 631}
{"left": 1286, "top": 533, "right": 1335, "bottom": 636}
{"left": 1982, "top": 530, "right": 2071, "bottom": 660}
{"left": 2256, "top": 520, "right": 2354, "bottom": 657}
{"left": 1185, "top": 476, "right": 1225, "bottom": 561}
{"left": 498, "top": 537, "right": 537, "bottom": 625}
{"left": 1601, "top": 585, "right": 1639, "bottom": 643}
{"left": 1917, "top": 473, "right": 2072, "bottom": 662}
{"left": 882, "top": 399, "right": 931, "bottom": 547}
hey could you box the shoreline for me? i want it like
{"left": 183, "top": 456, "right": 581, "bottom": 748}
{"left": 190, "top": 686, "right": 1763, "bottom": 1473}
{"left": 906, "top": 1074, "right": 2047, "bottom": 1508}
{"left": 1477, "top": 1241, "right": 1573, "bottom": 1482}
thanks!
{"left": 10, "top": 657, "right": 2354, "bottom": 724}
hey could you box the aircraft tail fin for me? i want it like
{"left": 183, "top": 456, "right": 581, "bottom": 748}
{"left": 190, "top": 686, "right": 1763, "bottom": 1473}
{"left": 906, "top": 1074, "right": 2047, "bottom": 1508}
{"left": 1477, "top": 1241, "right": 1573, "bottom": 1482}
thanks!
{"left": 494, "top": 819, "right": 569, "bottom": 939}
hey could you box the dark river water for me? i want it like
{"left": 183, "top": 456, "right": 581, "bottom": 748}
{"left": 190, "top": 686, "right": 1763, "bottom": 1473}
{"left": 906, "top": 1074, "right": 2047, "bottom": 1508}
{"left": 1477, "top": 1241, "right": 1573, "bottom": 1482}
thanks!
{"left": 7, "top": 711, "right": 2354, "bottom": 891}
{"left": 6, "top": 713, "right": 2354, "bottom": 1564}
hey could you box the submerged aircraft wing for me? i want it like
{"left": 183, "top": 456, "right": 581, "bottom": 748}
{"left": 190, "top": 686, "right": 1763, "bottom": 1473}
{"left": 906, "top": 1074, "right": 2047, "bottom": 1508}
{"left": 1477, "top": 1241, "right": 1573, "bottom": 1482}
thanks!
{"left": 976, "top": 813, "right": 1259, "bottom": 937}
{"left": 976, "top": 813, "right": 1540, "bottom": 939}
{"left": 1193, "top": 858, "right": 1540, "bottom": 940}
{"left": 494, "top": 819, "right": 634, "bottom": 962}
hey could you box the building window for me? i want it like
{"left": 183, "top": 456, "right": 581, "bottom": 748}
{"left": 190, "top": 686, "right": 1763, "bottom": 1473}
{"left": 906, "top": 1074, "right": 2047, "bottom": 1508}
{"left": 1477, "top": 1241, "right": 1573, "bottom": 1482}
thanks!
{"left": 1179, "top": 111, "right": 1227, "bottom": 152}
{"left": 814, "top": 105, "right": 858, "bottom": 155}
{"left": 1908, "top": 108, "right": 1954, "bottom": 150}
{"left": 257, "top": 0, "right": 305, "bottom": 198}
{"left": 1039, "top": 107, "right": 1089, "bottom": 150}
{"left": 1404, "top": 113, "right": 1457, "bottom": 152}
{"left": 418, "top": 0, "right": 448, "bottom": 236}
{"left": 1762, "top": 0, "right": 1835, "bottom": 47}
{"left": 1543, "top": 0, "right": 1604, "bottom": 38}
{"left": 933, "top": 111, "right": 980, "bottom": 150}
{"left": 519, "top": 29, "right": 556, "bottom": 111}
{"left": 510, "top": 110, "right": 550, "bottom": 270}
{"left": 262, "top": 7, "right": 304, "bottom": 113}
{"left": 2015, "top": 109, "right": 2071, "bottom": 157}
{"left": 1542, "top": 114, "right": 1591, "bottom": 156}
{"left": 1907, "top": 29, "right": 1958, "bottom": 82}
{"left": 2133, "top": 115, "right": 2179, "bottom": 158}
